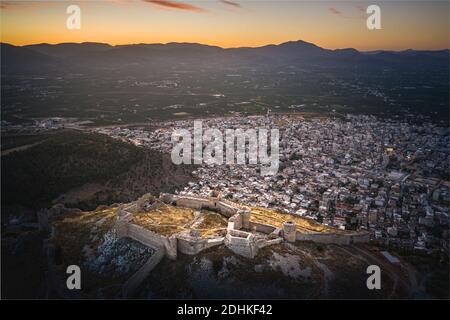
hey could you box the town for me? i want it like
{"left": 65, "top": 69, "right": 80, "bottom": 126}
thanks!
{"left": 170, "top": 120, "right": 279, "bottom": 176}
{"left": 93, "top": 113, "right": 449, "bottom": 257}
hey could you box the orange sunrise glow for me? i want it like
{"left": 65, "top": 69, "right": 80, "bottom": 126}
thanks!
{"left": 1, "top": 0, "right": 448, "bottom": 50}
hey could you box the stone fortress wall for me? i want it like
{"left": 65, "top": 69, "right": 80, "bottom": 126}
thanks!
{"left": 42, "top": 190, "right": 369, "bottom": 298}
{"left": 115, "top": 191, "right": 369, "bottom": 297}
{"left": 296, "top": 230, "right": 369, "bottom": 245}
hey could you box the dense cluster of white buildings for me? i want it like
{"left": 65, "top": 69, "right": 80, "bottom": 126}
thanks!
{"left": 94, "top": 114, "right": 449, "bottom": 255}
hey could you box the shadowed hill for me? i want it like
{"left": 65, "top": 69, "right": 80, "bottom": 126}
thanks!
{"left": 1, "top": 130, "right": 196, "bottom": 216}
{"left": 2, "top": 40, "right": 448, "bottom": 73}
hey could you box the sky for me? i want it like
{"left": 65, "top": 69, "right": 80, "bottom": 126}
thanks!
{"left": 1, "top": 0, "right": 449, "bottom": 50}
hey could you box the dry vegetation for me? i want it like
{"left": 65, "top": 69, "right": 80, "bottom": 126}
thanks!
{"left": 250, "top": 207, "right": 348, "bottom": 234}
{"left": 195, "top": 211, "right": 228, "bottom": 237}
{"left": 51, "top": 206, "right": 145, "bottom": 297}
{"left": 132, "top": 203, "right": 196, "bottom": 236}
{"left": 133, "top": 203, "right": 345, "bottom": 238}
{"left": 132, "top": 204, "right": 227, "bottom": 237}
{"left": 52, "top": 207, "right": 118, "bottom": 264}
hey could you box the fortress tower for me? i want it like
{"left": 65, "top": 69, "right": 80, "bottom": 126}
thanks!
{"left": 209, "top": 189, "right": 222, "bottom": 199}
{"left": 239, "top": 207, "right": 251, "bottom": 230}
{"left": 283, "top": 221, "right": 297, "bottom": 242}
{"left": 208, "top": 189, "right": 222, "bottom": 209}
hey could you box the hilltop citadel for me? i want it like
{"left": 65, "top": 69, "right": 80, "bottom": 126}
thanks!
{"left": 43, "top": 190, "right": 368, "bottom": 298}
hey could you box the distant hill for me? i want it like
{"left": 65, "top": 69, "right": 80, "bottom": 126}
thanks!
{"left": 1, "top": 39, "right": 448, "bottom": 125}
{"left": 1, "top": 40, "right": 448, "bottom": 73}
{"left": 24, "top": 42, "right": 113, "bottom": 58}
{"left": 1, "top": 43, "right": 56, "bottom": 72}
{"left": 1, "top": 131, "right": 196, "bottom": 214}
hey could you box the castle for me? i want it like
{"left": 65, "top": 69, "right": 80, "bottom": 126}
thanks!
{"left": 114, "top": 191, "right": 369, "bottom": 297}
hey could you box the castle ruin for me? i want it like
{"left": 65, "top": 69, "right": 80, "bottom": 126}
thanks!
{"left": 113, "top": 191, "right": 369, "bottom": 297}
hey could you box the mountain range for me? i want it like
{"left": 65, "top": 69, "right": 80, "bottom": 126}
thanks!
{"left": 1, "top": 40, "right": 448, "bottom": 73}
